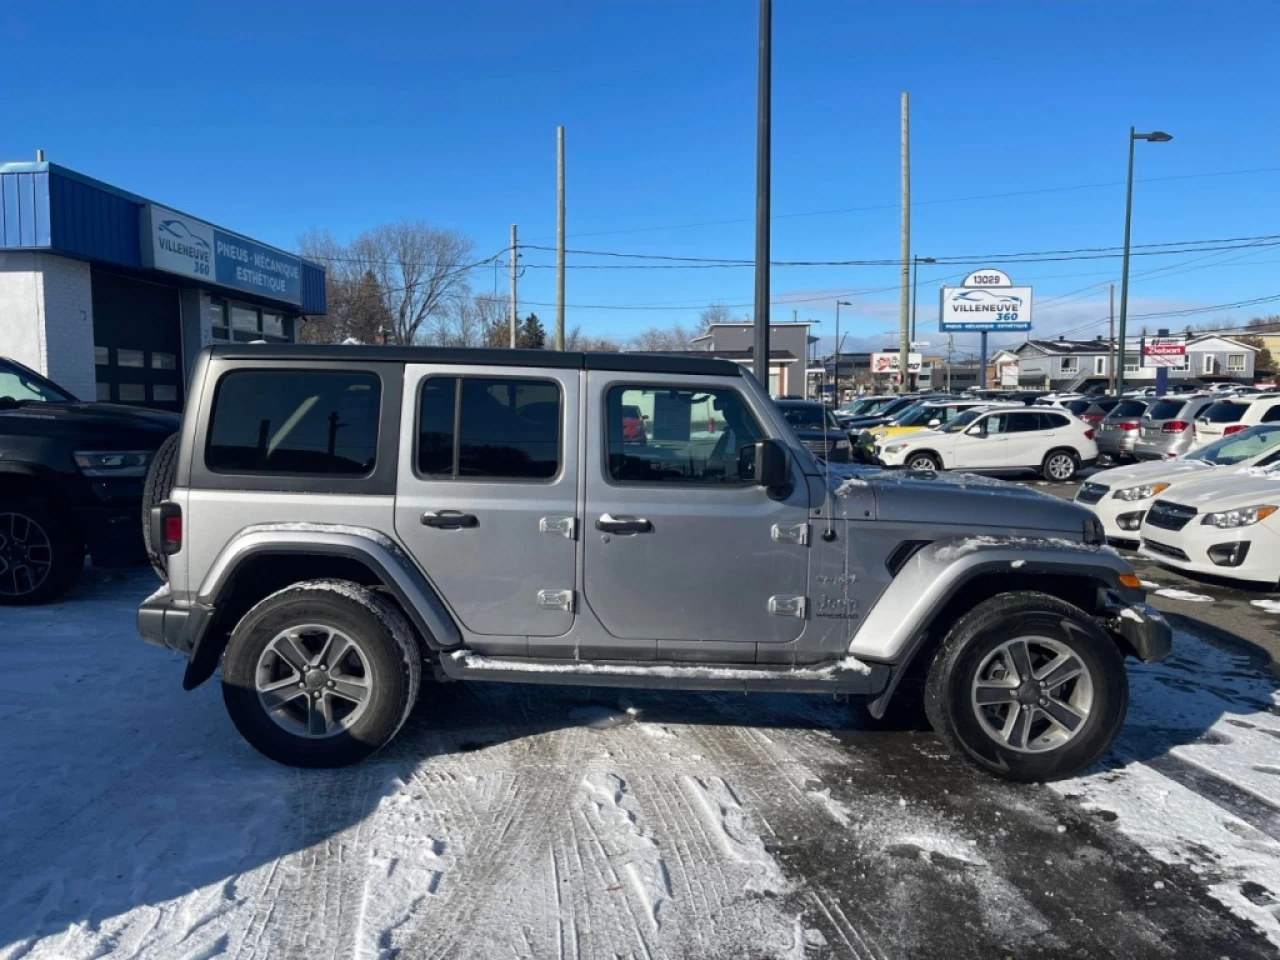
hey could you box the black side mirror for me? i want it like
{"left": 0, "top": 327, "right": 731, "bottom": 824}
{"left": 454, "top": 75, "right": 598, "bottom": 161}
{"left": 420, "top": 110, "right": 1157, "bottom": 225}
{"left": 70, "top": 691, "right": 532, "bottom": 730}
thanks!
{"left": 752, "top": 439, "right": 790, "bottom": 489}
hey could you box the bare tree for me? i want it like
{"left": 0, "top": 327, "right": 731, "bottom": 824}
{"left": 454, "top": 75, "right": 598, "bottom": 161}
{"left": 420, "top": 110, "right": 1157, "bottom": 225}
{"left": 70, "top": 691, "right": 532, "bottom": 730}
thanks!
{"left": 630, "top": 323, "right": 696, "bottom": 352}
{"left": 565, "top": 325, "right": 623, "bottom": 352}
{"left": 697, "top": 302, "right": 732, "bottom": 335}
{"left": 436, "top": 293, "right": 509, "bottom": 347}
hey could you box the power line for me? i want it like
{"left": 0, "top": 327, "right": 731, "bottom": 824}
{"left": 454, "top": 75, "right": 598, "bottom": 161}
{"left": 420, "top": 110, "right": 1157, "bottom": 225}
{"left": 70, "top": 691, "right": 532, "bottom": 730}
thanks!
{"left": 523, "top": 166, "right": 1280, "bottom": 242}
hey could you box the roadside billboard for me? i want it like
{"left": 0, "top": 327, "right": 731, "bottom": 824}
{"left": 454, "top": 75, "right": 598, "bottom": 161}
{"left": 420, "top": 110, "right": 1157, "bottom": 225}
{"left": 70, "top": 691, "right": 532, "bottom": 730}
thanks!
{"left": 871, "top": 352, "right": 922, "bottom": 374}
{"left": 939, "top": 269, "right": 1032, "bottom": 332}
{"left": 1141, "top": 336, "right": 1187, "bottom": 368}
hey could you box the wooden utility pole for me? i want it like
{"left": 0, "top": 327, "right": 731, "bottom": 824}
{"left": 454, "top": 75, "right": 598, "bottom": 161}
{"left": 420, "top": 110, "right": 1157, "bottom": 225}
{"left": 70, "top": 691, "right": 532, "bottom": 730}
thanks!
{"left": 898, "top": 92, "right": 911, "bottom": 394}
{"left": 555, "top": 126, "right": 566, "bottom": 351}
{"left": 509, "top": 224, "right": 518, "bottom": 348}
{"left": 1108, "top": 283, "right": 1116, "bottom": 393}
{"left": 752, "top": 0, "right": 772, "bottom": 388}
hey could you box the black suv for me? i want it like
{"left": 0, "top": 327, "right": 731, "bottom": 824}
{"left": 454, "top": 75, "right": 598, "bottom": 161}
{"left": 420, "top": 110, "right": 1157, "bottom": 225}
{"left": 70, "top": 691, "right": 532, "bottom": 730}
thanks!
{"left": 0, "top": 357, "right": 178, "bottom": 604}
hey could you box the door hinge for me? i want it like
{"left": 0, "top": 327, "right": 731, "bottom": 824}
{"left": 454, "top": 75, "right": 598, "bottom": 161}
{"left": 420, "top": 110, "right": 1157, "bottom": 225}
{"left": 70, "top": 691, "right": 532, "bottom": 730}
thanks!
{"left": 767, "top": 595, "right": 807, "bottom": 618}
{"left": 771, "top": 522, "right": 809, "bottom": 546}
{"left": 539, "top": 516, "right": 577, "bottom": 540}
{"left": 537, "top": 588, "right": 575, "bottom": 612}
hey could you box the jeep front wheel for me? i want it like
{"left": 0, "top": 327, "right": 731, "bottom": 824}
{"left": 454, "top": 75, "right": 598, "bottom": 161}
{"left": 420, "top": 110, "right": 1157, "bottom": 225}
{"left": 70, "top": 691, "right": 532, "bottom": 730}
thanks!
{"left": 924, "top": 592, "right": 1126, "bottom": 782}
{"left": 221, "top": 581, "right": 422, "bottom": 767}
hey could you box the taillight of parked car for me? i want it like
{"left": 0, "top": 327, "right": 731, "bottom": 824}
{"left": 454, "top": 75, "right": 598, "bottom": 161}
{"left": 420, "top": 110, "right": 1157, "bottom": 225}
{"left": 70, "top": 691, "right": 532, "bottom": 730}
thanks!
{"left": 1161, "top": 420, "right": 1190, "bottom": 433}
{"left": 1223, "top": 424, "right": 1248, "bottom": 436}
{"left": 154, "top": 502, "right": 182, "bottom": 555}
{"left": 1116, "top": 420, "right": 1140, "bottom": 431}
{"left": 1084, "top": 428, "right": 1095, "bottom": 440}
{"left": 1082, "top": 413, "right": 1103, "bottom": 424}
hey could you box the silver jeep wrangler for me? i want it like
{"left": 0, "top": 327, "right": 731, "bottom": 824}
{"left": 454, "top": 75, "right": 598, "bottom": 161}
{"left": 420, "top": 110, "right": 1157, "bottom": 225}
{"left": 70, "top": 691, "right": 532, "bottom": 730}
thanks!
{"left": 138, "top": 344, "right": 1170, "bottom": 781}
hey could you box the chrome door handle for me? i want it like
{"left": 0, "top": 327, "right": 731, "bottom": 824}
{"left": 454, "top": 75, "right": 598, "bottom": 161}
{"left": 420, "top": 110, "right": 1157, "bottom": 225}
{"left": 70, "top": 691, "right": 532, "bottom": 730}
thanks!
{"left": 595, "top": 513, "right": 652, "bottom": 534}
{"left": 421, "top": 510, "right": 478, "bottom": 529}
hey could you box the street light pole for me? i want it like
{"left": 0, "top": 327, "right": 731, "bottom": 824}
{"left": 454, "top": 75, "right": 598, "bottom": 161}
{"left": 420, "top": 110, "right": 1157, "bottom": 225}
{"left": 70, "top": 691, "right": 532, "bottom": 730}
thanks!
{"left": 752, "top": 0, "right": 772, "bottom": 388}
{"left": 1116, "top": 127, "right": 1172, "bottom": 396}
{"left": 910, "top": 255, "right": 935, "bottom": 391}
{"left": 834, "top": 300, "right": 851, "bottom": 402}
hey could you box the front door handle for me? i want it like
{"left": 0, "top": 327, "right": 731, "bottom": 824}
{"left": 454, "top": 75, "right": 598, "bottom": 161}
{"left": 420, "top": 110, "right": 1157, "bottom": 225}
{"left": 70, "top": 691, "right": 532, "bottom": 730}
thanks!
{"left": 421, "top": 510, "right": 478, "bottom": 529}
{"left": 595, "top": 513, "right": 653, "bottom": 534}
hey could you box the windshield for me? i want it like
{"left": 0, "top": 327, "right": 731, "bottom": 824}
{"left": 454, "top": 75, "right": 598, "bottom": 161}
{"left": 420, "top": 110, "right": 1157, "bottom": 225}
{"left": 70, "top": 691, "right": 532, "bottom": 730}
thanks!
{"left": 940, "top": 409, "right": 984, "bottom": 433}
{"left": 897, "top": 404, "right": 948, "bottom": 427}
{"left": 839, "top": 398, "right": 879, "bottom": 416}
{"left": 779, "top": 404, "right": 839, "bottom": 430}
{"left": 1191, "top": 424, "right": 1280, "bottom": 465}
{"left": 0, "top": 358, "right": 76, "bottom": 404}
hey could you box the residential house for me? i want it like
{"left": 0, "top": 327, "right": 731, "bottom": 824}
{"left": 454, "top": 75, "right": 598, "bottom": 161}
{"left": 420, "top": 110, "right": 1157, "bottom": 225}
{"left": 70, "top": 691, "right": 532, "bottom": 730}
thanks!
{"left": 1013, "top": 335, "right": 1258, "bottom": 391}
{"left": 655, "top": 321, "right": 816, "bottom": 396}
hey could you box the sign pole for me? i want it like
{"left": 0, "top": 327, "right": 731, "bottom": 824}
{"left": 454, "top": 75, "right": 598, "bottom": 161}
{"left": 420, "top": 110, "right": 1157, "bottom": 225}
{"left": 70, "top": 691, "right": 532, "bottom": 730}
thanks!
{"left": 979, "top": 331, "right": 988, "bottom": 392}
{"left": 1155, "top": 327, "right": 1169, "bottom": 396}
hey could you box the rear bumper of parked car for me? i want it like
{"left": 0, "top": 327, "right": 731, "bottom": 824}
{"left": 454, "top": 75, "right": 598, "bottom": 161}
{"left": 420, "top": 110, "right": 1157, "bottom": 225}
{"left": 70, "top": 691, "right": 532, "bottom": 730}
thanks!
{"left": 1133, "top": 434, "right": 1191, "bottom": 460}
{"left": 137, "top": 591, "right": 210, "bottom": 656}
{"left": 1140, "top": 522, "right": 1280, "bottom": 583}
{"left": 1096, "top": 431, "right": 1138, "bottom": 458}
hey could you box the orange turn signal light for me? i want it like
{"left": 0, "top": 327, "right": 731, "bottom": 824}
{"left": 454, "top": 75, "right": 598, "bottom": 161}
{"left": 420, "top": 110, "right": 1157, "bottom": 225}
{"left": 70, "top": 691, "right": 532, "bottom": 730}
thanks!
{"left": 1118, "top": 573, "right": 1142, "bottom": 590}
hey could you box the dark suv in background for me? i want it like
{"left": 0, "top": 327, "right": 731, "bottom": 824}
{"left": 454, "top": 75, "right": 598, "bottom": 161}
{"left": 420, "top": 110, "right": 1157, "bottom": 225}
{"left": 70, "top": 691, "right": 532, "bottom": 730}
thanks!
{"left": 0, "top": 357, "right": 178, "bottom": 604}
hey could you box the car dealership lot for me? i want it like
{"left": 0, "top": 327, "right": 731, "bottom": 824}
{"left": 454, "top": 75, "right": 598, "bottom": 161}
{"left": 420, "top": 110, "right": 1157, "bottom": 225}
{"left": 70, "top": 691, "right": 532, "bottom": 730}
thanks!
{"left": 3, "top": 567, "right": 1280, "bottom": 959}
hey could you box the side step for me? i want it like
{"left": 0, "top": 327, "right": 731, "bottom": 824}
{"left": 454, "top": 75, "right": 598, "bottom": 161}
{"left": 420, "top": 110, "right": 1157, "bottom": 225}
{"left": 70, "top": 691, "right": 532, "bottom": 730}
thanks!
{"left": 439, "top": 651, "right": 890, "bottom": 696}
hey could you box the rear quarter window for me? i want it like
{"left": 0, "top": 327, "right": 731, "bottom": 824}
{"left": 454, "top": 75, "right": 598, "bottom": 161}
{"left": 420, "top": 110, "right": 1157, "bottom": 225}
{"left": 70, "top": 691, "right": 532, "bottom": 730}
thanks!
{"left": 1147, "top": 399, "right": 1185, "bottom": 420}
{"left": 207, "top": 370, "right": 381, "bottom": 475}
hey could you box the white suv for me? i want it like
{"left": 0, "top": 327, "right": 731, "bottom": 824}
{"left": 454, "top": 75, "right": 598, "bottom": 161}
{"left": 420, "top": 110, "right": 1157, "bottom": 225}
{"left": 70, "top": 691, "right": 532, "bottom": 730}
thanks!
{"left": 875, "top": 406, "right": 1098, "bottom": 481}
{"left": 1192, "top": 394, "right": 1280, "bottom": 448}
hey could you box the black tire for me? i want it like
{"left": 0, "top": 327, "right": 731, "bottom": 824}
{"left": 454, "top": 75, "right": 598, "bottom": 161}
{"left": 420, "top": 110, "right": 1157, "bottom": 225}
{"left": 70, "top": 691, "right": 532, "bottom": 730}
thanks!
{"left": 924, "top": 591, "right": 1127, "bottom": 782}
{"left": 221, "top": 580, "right": 422, "bottom": 768}
{"left": 906, "top": 451, "right": 941, "bottom": 471}
{"left": 141, "top": 433, "right": 180, "bottom": 580}
{"left": 1041, "top": 448, "right": 1079, "bottom": 483}
{"left": 0, "top": 497, "right": 85, "bottom": 605}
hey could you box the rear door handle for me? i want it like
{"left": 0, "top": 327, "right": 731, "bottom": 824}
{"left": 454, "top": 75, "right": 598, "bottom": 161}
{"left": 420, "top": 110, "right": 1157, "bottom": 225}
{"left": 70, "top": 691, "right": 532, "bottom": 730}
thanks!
{"left": 421, "top": 510, "right": 478, "bottom": 529}
{"left": 595, "top": 513, "right": 652, "bottom": 534}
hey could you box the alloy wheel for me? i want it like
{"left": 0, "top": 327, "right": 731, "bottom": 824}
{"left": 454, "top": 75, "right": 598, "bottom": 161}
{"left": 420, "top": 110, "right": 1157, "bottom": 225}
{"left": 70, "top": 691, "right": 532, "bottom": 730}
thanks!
{"left": 255, "top": 623, "right": 373, "bottom": 738}
{"left": 1047, "top": 454, "right": 1075, "bottom": 481}
{"left": 969, "top": 635, "right": 1095, "bottom": 753}
{"left": 0, "top": 513, "right": 54, "bottom": 598}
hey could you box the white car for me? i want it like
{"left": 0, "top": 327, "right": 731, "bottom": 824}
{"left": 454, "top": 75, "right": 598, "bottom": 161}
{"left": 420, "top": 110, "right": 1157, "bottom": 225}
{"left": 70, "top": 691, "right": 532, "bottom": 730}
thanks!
{"left": 874, "top": 406, "right": 1098, "bottom": 481}
{"left": 1076, "top": 424, "right": 1280, "bottom": 541}
{"left": 1139, "top": 465, "right": 1280, "bottom": 585}
{"left": 1192, "top": 394, "right": 1280, "bottom": 448}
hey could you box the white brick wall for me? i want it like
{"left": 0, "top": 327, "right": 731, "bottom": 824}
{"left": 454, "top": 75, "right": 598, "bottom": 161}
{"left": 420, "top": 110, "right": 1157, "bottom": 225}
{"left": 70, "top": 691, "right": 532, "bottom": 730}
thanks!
{"left": 37, "top": 254, "right": 95, "bottom": 400}
{"left": 0, "top": 252, "right": 95, "bottom": 400}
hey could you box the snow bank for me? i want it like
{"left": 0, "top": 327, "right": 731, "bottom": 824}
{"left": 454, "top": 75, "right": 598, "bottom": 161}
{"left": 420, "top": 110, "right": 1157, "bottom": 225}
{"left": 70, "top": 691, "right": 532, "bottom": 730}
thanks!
{"left": 1154, "top": 587, "right": 1214, "bottom": 603}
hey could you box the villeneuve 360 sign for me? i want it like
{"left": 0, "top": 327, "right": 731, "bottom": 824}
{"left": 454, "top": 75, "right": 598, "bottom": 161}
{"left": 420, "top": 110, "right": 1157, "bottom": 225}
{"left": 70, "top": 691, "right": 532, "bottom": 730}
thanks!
{"left": 939, "top": 269, "right": 1033, "bottom": 333}
{"left": 140, "top": 205, "right": 303, "bottom": 305}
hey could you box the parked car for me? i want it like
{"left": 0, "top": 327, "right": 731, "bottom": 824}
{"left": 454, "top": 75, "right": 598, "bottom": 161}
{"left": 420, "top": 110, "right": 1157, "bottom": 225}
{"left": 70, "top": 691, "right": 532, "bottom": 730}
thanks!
{"left": 0, "top": 356, "right": 178, "bottom": 604}
{"left": 775, "top": 399, "right": 851, "bottom": 462}
{"left": 1132, "top": 395, "right": 1217, "bottom": 460}
{"left": 1076, "top": 424, "right": 1280, "bottom": 542}
{"left": 1192, "top": 395, "right": 1280, "bottom": 448}
{"left": 856, "top": 399, "right": 1017, "bottom": 463}
{"left": 874, "top": 406, "right": 1097, "bottom": 481}
{"left": 1094, "top": 399, "right": 1150, "bottom": 462}
{"left": 137, "top": 343, "right": 1167, "bottom": 780}
{"left": 1075, "top": 397, "right": 1122, "bottom": 425}
{"left": 834, "top": 395, "right": 893, "bottom": 428}
{"left": 1139, "top": 465, "right": 1280, "bottom": 585}
{"left": 837, "top": 394, "right": 927, "bottom": 433}
{"left": 620, "top": 404, "right": 648, "bottom": 444}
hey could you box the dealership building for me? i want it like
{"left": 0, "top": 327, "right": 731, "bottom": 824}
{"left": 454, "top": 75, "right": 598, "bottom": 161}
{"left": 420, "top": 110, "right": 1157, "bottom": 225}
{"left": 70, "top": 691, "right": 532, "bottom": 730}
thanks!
{"left": 0, "top": 159, "right": 326, "bottom": 410}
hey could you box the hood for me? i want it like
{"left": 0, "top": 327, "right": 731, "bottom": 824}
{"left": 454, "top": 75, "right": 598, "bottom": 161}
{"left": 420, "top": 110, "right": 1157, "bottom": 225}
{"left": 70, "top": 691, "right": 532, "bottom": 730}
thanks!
{"left": 1089, "top": 457, "right": 1218, "bottom": 489}
{"left": 827, "top": 466, "right": 1090, "bottom": 536}
{"left": 1157, "top": 466, "right": 1280, "bottom": 509}
{"left": 1, "top": 400, "right": 179, "bottom": 429}
{"left": 845, "top": 415, "right": 896, "bottom": 430}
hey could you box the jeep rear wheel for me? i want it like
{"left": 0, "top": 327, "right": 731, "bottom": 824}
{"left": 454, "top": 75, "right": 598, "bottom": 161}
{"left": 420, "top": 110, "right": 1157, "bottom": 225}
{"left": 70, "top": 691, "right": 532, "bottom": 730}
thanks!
{"left": 924, "top": 592, "right": 1126, "bottom": 782}
{"left": 0, "top": 498, "right": 84, "bottom": 605}
{"left": 221, "top": 581, "right": 422, "bottom": 767}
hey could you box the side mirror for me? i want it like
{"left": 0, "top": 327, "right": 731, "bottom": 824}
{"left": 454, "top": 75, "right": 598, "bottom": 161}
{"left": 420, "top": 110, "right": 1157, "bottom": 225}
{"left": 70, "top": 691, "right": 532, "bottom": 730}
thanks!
{"left": 752, "top": 439, "right": 790, "bottom": 489}
{"left": 965, "top": 425, "right": 983, "bottom": 437}
{"left": 928, "top": 418, "right": 941, "bottom": 427}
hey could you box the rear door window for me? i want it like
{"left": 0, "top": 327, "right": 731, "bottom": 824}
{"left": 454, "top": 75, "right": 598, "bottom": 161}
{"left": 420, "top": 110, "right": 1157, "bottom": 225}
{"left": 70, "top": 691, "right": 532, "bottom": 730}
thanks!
{"left": 417, "top": 377, "right": 561, "bottom": 480}
{"left": 207, "top": 370, "right": 380, "bottom": 475}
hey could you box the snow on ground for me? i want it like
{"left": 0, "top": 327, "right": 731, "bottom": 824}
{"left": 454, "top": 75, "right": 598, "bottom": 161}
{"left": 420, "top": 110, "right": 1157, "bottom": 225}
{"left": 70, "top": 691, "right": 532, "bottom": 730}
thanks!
{"left": 2, "top": 569, "right": 1280, "bottom": 958}
{"left": 1155, "top": 587, "right": 1216, "bottom": 603}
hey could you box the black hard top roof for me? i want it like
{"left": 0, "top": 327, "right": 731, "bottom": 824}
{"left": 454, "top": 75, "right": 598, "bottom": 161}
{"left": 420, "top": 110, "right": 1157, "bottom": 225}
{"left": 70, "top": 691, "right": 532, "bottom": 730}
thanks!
{"left": 206, "top": 344, "right": 743, "bottom": 377}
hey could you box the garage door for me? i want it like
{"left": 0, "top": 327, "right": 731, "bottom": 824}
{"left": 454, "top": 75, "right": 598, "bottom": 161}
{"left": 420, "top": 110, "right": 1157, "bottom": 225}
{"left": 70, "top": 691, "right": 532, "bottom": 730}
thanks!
{"left": 91, "top": 270, "right": 184, "bottom": 410}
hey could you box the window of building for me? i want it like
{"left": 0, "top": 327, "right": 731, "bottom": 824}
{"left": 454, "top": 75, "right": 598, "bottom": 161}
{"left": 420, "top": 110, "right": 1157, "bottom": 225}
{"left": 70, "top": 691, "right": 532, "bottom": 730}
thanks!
{"left": 1093, "top": 356, "right": 1107, "bottom": 375}
{"left": 605, "top": 385, "right": 764, "bottom": 485}
{"left": 94, "top": 346, "right": 110, "bottom": 366}
{"left": 1060, "top": 357, "right": 1079, "bottom": 374}
{"left": 117, "top": 349, "right": 145, "bottom": 368}
{"left": 207, "top": 371, "right": 381, "bottom": 475}
{"left": 262, "top": 312, "right": 284, "bottom": 337}
{"left": 416, "top": 377, "right": 561, "bottom": 481}
{"left": 211, "top": 302, "right": 230, "bottom": 343}
{"left": 1123, "top": 355, "right": 1141, "bottom": 374}
{"left": 151, "top": 352, "right": 176, "bottom": 370}
{"left": 1228, "top": 353, "right": 1247, "bottom": 372}
{"left": 230, "top": 305, "right": 258, "bottom": 332}
{"left": 118, "top": 384, "right": 146, "bottom": 402}
{"left": 96, "top": 383, "right": 112, "bottom": 401}
{"left": 153, "top": 384, "right": 178, "bottom": 403}
{"left": 211, "top": 299, "right": 291, "bottom": 344}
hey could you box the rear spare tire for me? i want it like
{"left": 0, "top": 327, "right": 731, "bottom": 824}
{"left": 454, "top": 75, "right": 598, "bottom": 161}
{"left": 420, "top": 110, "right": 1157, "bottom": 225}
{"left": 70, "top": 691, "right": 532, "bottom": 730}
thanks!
{"left": 924, "top": 591, "right": 1126, "bottom": 782}
{"left": 221, "top": 580, "right": 422, "bottom": 768}
{"left": 141, "top": 433, "right": 179, "bottom": 580}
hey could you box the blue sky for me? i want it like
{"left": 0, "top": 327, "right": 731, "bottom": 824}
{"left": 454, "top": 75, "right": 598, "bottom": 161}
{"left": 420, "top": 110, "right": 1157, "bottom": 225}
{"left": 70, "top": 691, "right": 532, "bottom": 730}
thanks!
{"left": 3, "top": 0, "right": 1279, "bottom": 356}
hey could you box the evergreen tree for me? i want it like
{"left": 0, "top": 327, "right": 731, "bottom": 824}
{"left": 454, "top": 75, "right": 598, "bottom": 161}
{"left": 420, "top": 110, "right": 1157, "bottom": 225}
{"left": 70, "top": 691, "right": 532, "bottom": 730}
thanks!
{"left": 517, "top": 313, "right": 547, "bottom": 349}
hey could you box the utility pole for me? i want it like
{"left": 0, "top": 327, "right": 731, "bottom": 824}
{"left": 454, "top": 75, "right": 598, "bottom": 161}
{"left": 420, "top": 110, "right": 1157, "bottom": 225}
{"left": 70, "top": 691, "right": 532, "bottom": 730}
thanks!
{"left": 946, "top": 333, "right": 954, "bottom": 392}
{"left": 1108, "top": 283, "right": 1116, "bottom": 393}
{"left": 752, "top": 0, "right": 772, "bottom": 389}
{"left": 509, "top": 224, "right": 518, "bottom": 348}
{"left": 898, "top": 92, "right": 911, "bottom": 395}
{"left": 555, "top": 125, "right": 566, "bottom": 351}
